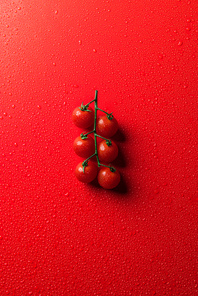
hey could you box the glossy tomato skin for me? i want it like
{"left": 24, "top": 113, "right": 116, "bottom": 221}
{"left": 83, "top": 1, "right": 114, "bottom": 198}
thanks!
{"left": 96, "top": 115, "right": 118, "bottom": 138}
{"left": 72, "top": 106, "right": 94, "bottom": 128}
{"left": 73, "top": 135, "right": 95, "bottom": 158}
{"left": 98, "top": 166, "right": 120, "bottom": 189}
{"left": 75, "top": 161, "right": 98, "bottom": 183}
{"left": 98, "top": 140, "right": 118, "bottom": 163}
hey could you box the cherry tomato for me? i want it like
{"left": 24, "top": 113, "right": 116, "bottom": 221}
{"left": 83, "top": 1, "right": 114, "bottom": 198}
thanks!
{"left": 98, "top": 166, "right": 120, "bottom": 189}
{"left": 72, "top": 105, "right": 94, "bottom": 128}
{"left": 96, "top": 115, "right": 118, "bottom": 138}
{"left": 98, "top": 140, "right": 118, "bottom": 163}
{"left": 73, "top": 135, "right": 95, "bottom": 158}
{"left": 75, "top": 161, "right": 98, "bottom": 183}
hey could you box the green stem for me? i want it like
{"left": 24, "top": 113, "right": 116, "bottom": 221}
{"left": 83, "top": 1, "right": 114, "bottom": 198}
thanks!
{"left": 82, "top": 130, "right": 94, "bottom": 137}
{"left": 96, "top": 134, "right": 109, "bottom": 141}
{"left": 81, "top": 90, "right": 116, "bottom": 173}
{"left": 82, "top": 153, "right": 96, "bottom": 165}
{"left": 97, "top": 107, "right": 110, "bottom": 115}
{"left": 93, "top": 91, "right": 100, "bottom": 167}
{"left": 97, "top": 108, "right": 113, "bottom": 119}
{"left": 84, "top": 98, "right": 96, "bottom": 107}
{"left": 100, "top": 163, "right": 116, "bottom": 172}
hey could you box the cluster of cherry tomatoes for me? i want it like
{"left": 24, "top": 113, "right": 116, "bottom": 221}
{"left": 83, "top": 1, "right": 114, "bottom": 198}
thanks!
{"left": 72, "top": 97, "right": 121, "bottom": 189}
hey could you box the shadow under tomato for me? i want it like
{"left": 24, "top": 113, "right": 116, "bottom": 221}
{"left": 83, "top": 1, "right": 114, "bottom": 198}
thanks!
{"left": 88, "top": 173, "right": 133, "bottom": 196}
{"left": 112, "top": 145, "right": 126, "bottom": 168}
{"left": 87, "top": 177, "right": 101, "bottom": 189}
{"left": 112, "top": 127, "right": 126, "bottom": 142}
{"left": 111, "top": 174, "right": 129, "bottom": 194}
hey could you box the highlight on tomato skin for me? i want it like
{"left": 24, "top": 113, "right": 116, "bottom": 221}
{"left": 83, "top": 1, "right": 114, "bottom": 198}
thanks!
{"left": 97, "top": 166, "right": 120, "bottom": 189}
{"left": 96, "top": 115, "right": 118, "bottom": 138}
{"left": 98, "top": 140, "right": 118, "bottom": 163}
{"left": 72, "top": 106, "right": 94, "bottom": 129}
{"left": 73, "top": 135, "right": 95, "bottom": 158}
{"left": 75, "top": 161, "right": 98, "bottom": 183}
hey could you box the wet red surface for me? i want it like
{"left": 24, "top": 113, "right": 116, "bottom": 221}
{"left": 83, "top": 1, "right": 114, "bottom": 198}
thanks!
{"left": 0, "top": 0, "right": 198, "bottom": 295}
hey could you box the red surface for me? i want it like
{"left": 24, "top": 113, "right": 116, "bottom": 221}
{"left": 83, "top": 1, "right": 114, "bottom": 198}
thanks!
{"left": 0, "top": 0, "right": 198, "bottom": 295}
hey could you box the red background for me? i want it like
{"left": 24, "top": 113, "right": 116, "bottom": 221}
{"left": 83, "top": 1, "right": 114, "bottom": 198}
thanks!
{"left": 0, "top": 0, "right": 198, "bottom": 295}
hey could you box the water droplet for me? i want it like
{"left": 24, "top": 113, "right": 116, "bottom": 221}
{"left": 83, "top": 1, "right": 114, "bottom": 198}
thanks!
{"left": 178, "top": 41, "right": 183, "bottom": 46}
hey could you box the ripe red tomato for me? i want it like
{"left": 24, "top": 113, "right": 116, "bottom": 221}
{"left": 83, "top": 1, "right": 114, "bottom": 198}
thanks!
{"left": 75, "top": 161, "right": 98, "bottom": 183}
{"left": 73, "top": 135, "right": 95, "bottom": 158}
{"left": 72, "top": 105, "right": 94, "bottom": 128}
{"left": 98, "top": 166, "right": 120, "bottom": 189}
{"left": 98, "top": 140, "right": 118, "bottom": 163}
{"left": 96, "top": 115, "right": 118, "bottom": 138}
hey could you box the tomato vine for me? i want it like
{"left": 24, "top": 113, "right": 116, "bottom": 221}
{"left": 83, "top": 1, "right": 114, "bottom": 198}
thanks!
{"left": 79, "top": 90, "right": 117, "bottom": 173}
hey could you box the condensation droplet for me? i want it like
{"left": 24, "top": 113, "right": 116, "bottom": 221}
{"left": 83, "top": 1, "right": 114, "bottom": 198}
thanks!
{"left": 154, "top": 189, "right": 159, "bottom": 194}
